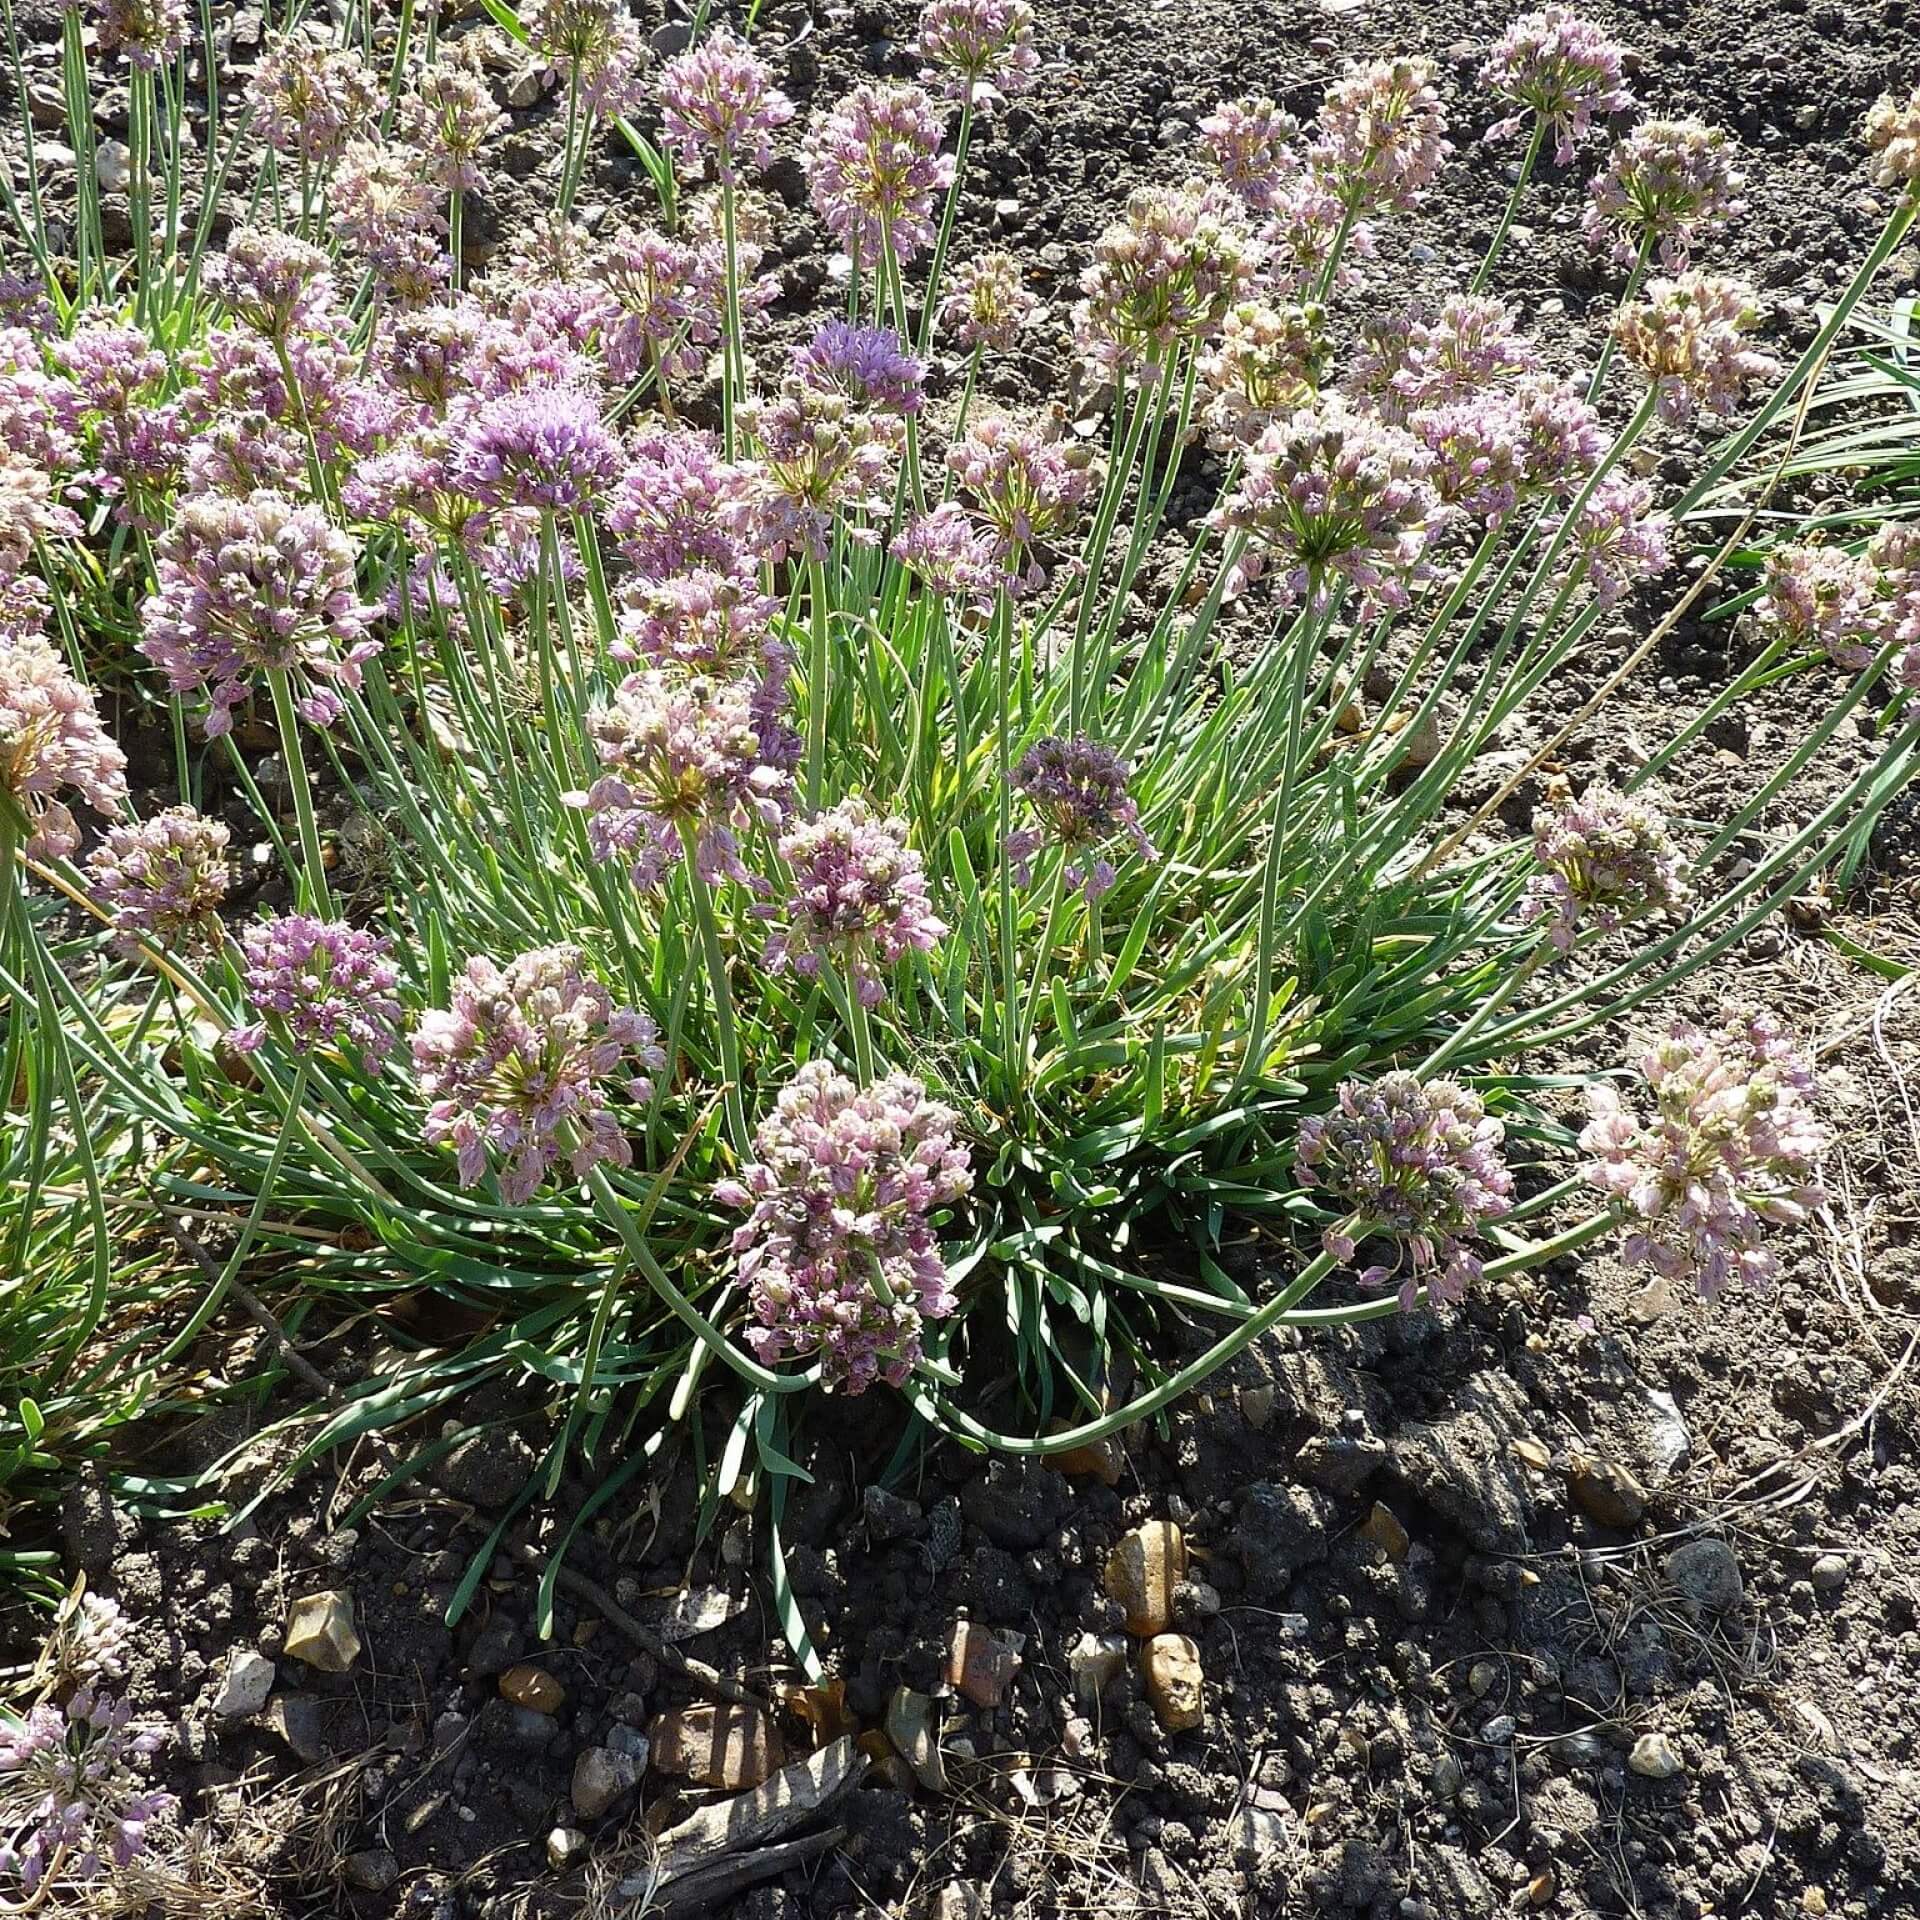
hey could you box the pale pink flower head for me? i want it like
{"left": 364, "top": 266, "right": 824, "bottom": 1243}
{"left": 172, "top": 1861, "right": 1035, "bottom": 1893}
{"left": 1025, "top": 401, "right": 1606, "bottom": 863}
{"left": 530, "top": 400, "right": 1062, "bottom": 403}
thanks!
{"left": 891, "top": 503, "right": 1003, "bottom": 607}
{"left": 936, "top": 250, "right": 1036, "bottom": 354}
{"left": 1, "top": 629, "right": 128, "bottom": 861}
{"left": 1260, "top": 169, "right": 1373, "bottom": 298}
{"left": 606, "top": 428, "right": 763, "bottom": 582}
{"left": 91, "top": 0, "right": 188, "bottom": 70}
{"left": 1310, "top": 56, "right": 1452, "bottom": 216}
{"left": 1347, "top": 293, "right": 1538, "bottom": 427}
{"left": 1571, "top": 474, "right": 1671, "bottom": 607}
{"left": 1864, "top": 85, "right": 1920, "bottom": 196}
{"left": 1754, "top": 541, "right": 1883, "bottom": 670}
{"left": 1199, "top": 299, "right": 1328, "bottom": 451}
{"left": 1480, "top": 8, "right": 1633, "bottom": 165}
{"left": 400, "top": 50, "right": 505, "bottom": 195}
{"left": 1615, "top": 273, "right": 1780, "bottom": 425}
{"left": 945, "top": 412, "right": 1096, "bottom": 596}
{"left": 1523, "top": 784, "right": 1689, "bottom": 953}
{"left": 203, "top": 227, "right": 336, "bottom": 341}
{"left": 525, "top": 0, "right": 651, "bottom": 120}
{"left": 1583, "top": 119, "right": 1744, "bottom": 269}
{"left": 247, "top": 32, "right": 381, "bottom": 168}
{"left": 803, "top": 82, "right": 954, "bottom": 267}
{"left": 593, "top": 224, "right": 711, "bottom": 385}
{"left": 740, "top": 380, "right": 898, "bottom": 565}
{"left": 1199, "top": 96, "right": 1301, "bottom": 212}
{"left": 915, "top": 0, "right": 1040, "bottom": 105}
{"left": 657, "top": 24, "right": 795, "bottom": 180}
{"left": 451, "top": 381, "right": 622, "bottom": 513}
{"left": 86, "top": 805, "right": 231, "bottom": 956}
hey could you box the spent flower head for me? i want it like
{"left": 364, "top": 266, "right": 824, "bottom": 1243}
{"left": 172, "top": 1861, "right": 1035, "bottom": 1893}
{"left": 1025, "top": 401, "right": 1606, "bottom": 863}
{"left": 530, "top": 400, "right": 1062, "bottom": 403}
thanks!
{"left": 1, "top": 629, "right": 128, "bottom": 860}
{"left": 1481, "top": 7, "right": 1633, "bottom": 165}
{"left": 1583, "top": 118, "right": 1744, "bottom": 268}
{"left": 413, "top": 945, "right": 664, "bottom": 1203}
{"left": 86, "top": 806, "right": 231, "bottom": 957}
{"left": 716, "top": 1061, "right": 973, "bottom": 1393}
{"left": 1864, "top": 86, "right": 1920, "bottom": 195}
{"left": 1524, "top": 784, "right": 1689, "bottom": 953}
{"left": 657, "top": 24, "right": 795, "bottom": 180}
{"left": 231, "top": 914, "right": 401, "bottom": 1067}
{"left": 1615, "top": 273, "right": 1780, "bottom": 424}
{"left": 936, "top": 250, "right": 1036, "bottom": 353}
{"left": 915, "top": 0, "right": 1040, "bottom": 104}
{"left": 803, "top": 82, "right": 955, "bottom": 267}
{"left": 1297, "top": 1072, "right": 1515, "bottom": 1310}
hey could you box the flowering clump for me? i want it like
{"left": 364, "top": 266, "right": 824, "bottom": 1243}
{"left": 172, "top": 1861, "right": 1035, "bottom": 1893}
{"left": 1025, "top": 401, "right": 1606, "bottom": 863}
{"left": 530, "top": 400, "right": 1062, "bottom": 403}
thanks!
{"left": 1481, "top": 7, "right": 1633, "bottom": 164}
{"left": 607, "top": 429, "right": 762, "bottom": 581}
{"left": 330, "top": 137, "right": 448, "bottom": 302}
{"left": 767, "top": 799, "right": 946, "bottom": 1004}
{"left": 1581, "top": 1011, "right": 1827, "bottom": 1300}
{"left": 1005, "top": 734, "right": 1157, "bottom": 902}
{"left": 413, "top": 945, "right": 664, "bottom": 1203}
{"left": 1310, "top": 57, "right": 1451, "bottom": 216}
{"left": 657, "top": 24, "right": 795, "bottom": 179}
{"left": 1754, "top": 541, "right": 1883, "bottom": 669}
{"left": 1199, "top": 96, "right": 1300, "bottom": 212}
{"left": 1524, "top": 785, "right": 1690, "bottom": 952}
{"left": 246, "top": 32, "right": 381, "bottom": 169}
{"left": 937, "top": 250, "right": 1037, "bottom": 353}
{"left": 451, "top": 382, "right": 623, "bottom": 512}
{"left": 202, "top": 227, "right": 335, "bottom": 340}
{"left": 803, "top": 83, "right": 955, "bottom": 267}
{"left": 741, "top": 380, "right": 898, "bottom": 563}
{"left": 716, "top": 1062, "right": 973, "bottom": 1392}
{"left": 1415, "top": 375, "right": 1600, "bottom": 525}
{"left": 1214, "top": 397, "right": 1437, "bottom": 610}
{"left": 1297, "top": 1073, "right": 1515, "bottom": 1310}
{"left": 1, "top": 630, "right": 128, "bottom": 860}
{"left": 1571, "top": 474, "right": 1671, "bottom": 606}
{"left": 946, "top": 413, "right": 1096, "bottom": 594}
{"left": 231, "top": 914, "right": 401, "bottom": 1067}
{"left": 1347, "top": 294, "right": 1538, "bottom": 425}
{"left": 916, "top": 0, "right": 1039, "bottom": 104}
{"left": 1864, "top": 86, "right": 1920, "bottom": 194}
{"left": 138, "top": 491, "right": 379, "bottom": 736}
{"left": 1616, "top": 274, "right": 1781, "bottom": 424}
{"left": 525, "top": 0, "right": 650, "bottom": 120}
{"left": 891, "top": 502, "right": 1003, "bottom": 605}
{"left": 1583, "top": 119, "right": 1744, "bottom": 268}
{"left": 85, "top": 807, "right": 231, "bottom": 957}
{"left": 0, "top": 1686, "right": 174, "bottom": 1894}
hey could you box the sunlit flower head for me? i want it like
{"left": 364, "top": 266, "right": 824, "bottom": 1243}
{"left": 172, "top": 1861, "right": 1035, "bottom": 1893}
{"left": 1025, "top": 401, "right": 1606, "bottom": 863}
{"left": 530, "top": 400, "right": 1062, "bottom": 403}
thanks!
{"left": 1005, "top": 733, "right": 1157, "bottom": 903}
{"left": 916, "top": 0, "right": 1039, "bottom": 104}
{"left": 1309, "top": 56, "right": 1452, "bottom": 216}
{"left": 1583, "top": 118, "right": 1744, "bottom": 269}
{"left": 231, "top": 914, "right": 401, "bottom": 1067}
{"left": 1615, "top": 273, "right": 1780, "bottom": 424}
{"left": 1481, "top": 8, "right": 1633, "bottom": 165}
{"left": 936, "top": 250, "right": 1036, "bottom": 353}
{"left": 1524, "top": 783, "right": 1689, "bottom": 953}
{"left": 803, "top": 82, "right": 955, "bottom": 267}
{"left": 1199, "top": 96, "right": 1300, "bottom": 212}
{"left": 657, "top": 24, "right": 795, "bottom": 180}
{"left": 1, "top": 629, "right": 128, "bottom": 861}
{"left": 1754, "top": 541, "right": 1883, "bottom": 670}
{"left": 86, "top": 805, "right": 231, "bottom": 956}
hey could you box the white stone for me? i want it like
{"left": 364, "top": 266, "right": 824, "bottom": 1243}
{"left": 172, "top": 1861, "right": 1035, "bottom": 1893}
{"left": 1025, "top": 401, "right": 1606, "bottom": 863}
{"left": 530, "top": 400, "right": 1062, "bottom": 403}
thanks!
{"left": 213, "top": 1648, "right": 275, "bottom": 1719}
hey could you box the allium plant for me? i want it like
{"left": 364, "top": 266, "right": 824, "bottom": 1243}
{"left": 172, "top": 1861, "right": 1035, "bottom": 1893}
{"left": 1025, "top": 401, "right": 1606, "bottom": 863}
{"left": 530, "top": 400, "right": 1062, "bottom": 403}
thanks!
{"left": 8, "top": 8, "right": 1920, "bottom": 1649}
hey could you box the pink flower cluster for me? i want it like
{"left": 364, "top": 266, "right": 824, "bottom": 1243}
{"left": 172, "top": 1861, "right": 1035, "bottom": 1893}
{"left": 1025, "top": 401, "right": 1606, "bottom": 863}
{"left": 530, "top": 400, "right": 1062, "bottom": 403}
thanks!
{"left": 1198, "top": 97, "right": 1300, "bottom": 212}
{"left": 1581, "top": 1011, "right": 1827, "bottom": 1300}
{"left": 1005, "top": 733, "right": 1157, "bottom": 902}
{"left": 1570, "top": 475, "right": 1671, "bottom": 607}
{"left": 1197, "top": 299, "right": 1326, "bottom": 450}
{"left": 85, "top": 805, "right": 231, "bottom": 956}
{"left": 246, "top": 32, "right": 381, "bottom": 169}
{"left": 1297, "top": 1072, "right": 1515, "bottom": 1311}
{"left": 1524, "top": 785, "right": 1690, "bottom": 952}
{"left": 936, "top": 250, "right": 1037, "bottom": 353}
{"left": 92, "top": 0, "right": 189, "bottom": 72}
{"left": 945, "top": 412, "right": 1095, "bottom": 594}
{"left": 231, "top": 914, "right": 402, "bottom": 1068}
{"left": 891, "top": 503, "right": 1004, "bottom": 606}
{"left": 1755, "top": 542, "right": 1883, "bottom": 669}
{"left": 1310, "top": 57, "right": 1452, "bottom": 217}
{"left": 1865, "top": 85, "right": 1920, "bottom": 194}
{"left": 916, "top": 0, "right": 1040, "bottom": 104}
{"left": 803, "top": 82, "right": 955, "bottom": 267}
{"left": 1481, "top": 7, "right": 1633, "bottom": 165}
{"left": 1584, "top": 119, "right": 1744, "bottom": 268}
{"left": 526, "top": 0, "right": 650, "bottom": 120}
{"left": 450, "top": 380, "right": 622, "bottom": 513}
{"left": 657, "top": 25, "right": 795, "bottom": 180}
{"left": 1, "top": 629, "right": 128, "bottom": 860}
{"left": 413, "top": 945, "right": 664, "bottom": 1203}
{"left": 717, "top": 1061, "right": 973, "bottom": 1393}
{"left": 1615, "top": 273, "right": 1781, "bottom": 424}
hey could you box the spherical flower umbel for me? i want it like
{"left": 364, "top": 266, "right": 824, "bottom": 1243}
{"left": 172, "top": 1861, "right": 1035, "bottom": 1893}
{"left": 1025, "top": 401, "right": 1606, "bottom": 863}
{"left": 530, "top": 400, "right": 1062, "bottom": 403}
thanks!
{"left": 246, "top": 32, "right": 381, "bottom": 169}
{"left": 792, "top": 321, "right": 926, "bottom": 419}
{"left": 203, "top": 227, "right": 336, "bottom": 340}
{"left": 91, "top": 0, "right": 189, "bottom": 70}
{"left": 742, "top": 380, "right": 899, "bottom": 564}
{"left": 138, "top": 490, "right": 379, "bottom": 737}
{"left": 1570, "top": 473, "right": 1671, "bottom": 607}
{"left": 230, "top": 914, "right": 401, "bottom": 1068}
{"left": 1580, "top": 1010, "right": 1827, "bottom": 1302}
{"left": 1198, "top": 299, "right": 1327, "bottom": 450}
{"left": 593, "top": 224, "right": 710, "bottom": 386}
{"left": 891, "top": 503, "right": 1002, "bottom": 605}
{"left": 915, "top": 0, "right": 1040, "bottom": 104}
{"left": 1615, "top": 273, "right": 1781, "bottom": 425}
{"left": 1199, "top": 96, "right": 1301, "bottom": 212}
{"left": 945, "top": 412, "right": 1096, "bottom": 595}
{"left": 1864, "top": 86, "right": 1920, "bottom": 195}
{"left": 1346, "top": 293, "right": 1538, "bottom": 427}
{"left": 401, "top": 51, "right": 506, "bottom": 195}
{"left": 85, "top": 806, "right": 231, "bottom": 957}
{"left": 1582, "top": 118, "right": 1744, "bottom": 269}
{"left": 1754, "top": 541, "right": 1883, "bottom": 670}
{"left": 413, "top": 945, "right": 664, "bottom": 1204}
{"left": 451, "top": 382, "right": 622, "bottom": 513}
{"left": 1480, "top": 7, "right": 1633, "bottom": 165}
{"left": 607, "top": 429, "right": 763, "bottom": 582}
{"left": 524, "top": 0, "right": 651, "bottom": 120}
{"left": 716, "top": 1061, "right": 973, "bottom": 1394}
{"left": 1524, "top": 784, "right": 1689, "bottom": 952}
{"left": 1309, "top": 56, "right": 1452, "bottom": 217}
{"left": 0, "top": 1685, "right": 175, "bottom": 1894}
{"left": 1, "top": 629, "right": 128, "bottom": 861}
{"left": 936, "top": 250, "right": 1037, "bottom": 353}
{"left": 1297, "top": 1072, "right": 1515, "bottom": 1311}
{"left": 657, "top": 24, "right": 795, "bottom": 180}
{"left": 1005, "top": 733, "right": 1157, "bottom": 903}
{"left": 803, "top": 82, "right": 955, "bottom": 267}
{"left": 767, "top": 799, "right": 946, "bottom": 1005}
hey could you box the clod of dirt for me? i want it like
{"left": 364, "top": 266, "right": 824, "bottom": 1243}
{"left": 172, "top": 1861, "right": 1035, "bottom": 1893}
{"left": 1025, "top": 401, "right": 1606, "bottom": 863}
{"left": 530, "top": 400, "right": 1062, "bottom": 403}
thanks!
{"left": 342, "top": 1849, "right": 399, "bottom": 1894}
{"left": 1234, "top": 1482, "right": 1333, "bottom": 1600}
{"left": 1103, "top": 1518, "right": 1187, "bottom": 1634}
{"left": 1568, "top": 1452, "right": 1650, "bottom": 1529}
{"left": 282, "top": 1589, "right": 360, "bottom": 1672}
{"left": 1665, "top": 1537, "right": 1745, "bottom": 1614}
{"left": 1388, "top": 1372, "right": 1539, "bottom": 1550}
{"left": 1142, "top": 1633, "right": 1204, "bottom": 1731}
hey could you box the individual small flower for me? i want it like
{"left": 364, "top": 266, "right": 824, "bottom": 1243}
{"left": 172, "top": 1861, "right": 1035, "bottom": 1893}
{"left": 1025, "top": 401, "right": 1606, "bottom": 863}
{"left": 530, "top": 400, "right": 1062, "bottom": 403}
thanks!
{"left": 945, "top": 412, "right": 1096, "bottom": 594}
{"left": 1072, "top": 179, "right": 1261, "bottom": 375}
{"left": 1581, "top": 1010, "right": 1827, "bottom": 1301}
{"left": 524, "top": 0, "right": 650, "bottom": 119}
{"left": 1347, "top": 293, "right": 1538, "bottom": 426}
{"left": 138, "top": 490, "right": 379, "bottom": 737}
{"left": 451, "top": 381, "right": 622, "bottom": 512}
{"left": 803, "top": 82, "right": 955, "bottom": 267}
{"left": 401, "top": 49, "right": 506, "bottom": 195}
{"left": 1754, "top": 541, "right": 1883, "bottom": 669}
{"left": 1864, "top": 85, "right": 1920, "bottom": 195}
{"left": 577, "top": 670, "right": 789, "bottom": 888}
{"left": 657, "top": 24, "right": 795, "bottom": 180}
{"left": 230, "top": 914, "right": 401, "bottom": 1066}
{"left": 1213, "top": 397, "right": 1438, "bottom": 611}
{"left": 90, "top": 0, "right": 188, "bottom": 70}
{"left": 247, "top": 33, "right": 382, "bottom": 169}
{"left": 716, "top": 1060, "right": 973, "bottom": 1393}
{"left": 741, "top": 380, "right": 897, "bottom": 564}
{"left": 1481, "top": 7, "right": 1633, "bottom": 165}
{"left": 1007, "top": 733, "right": 1157, "bottom": 902}
{"left": 792, "top": 321, "right": 926, "bottom": 419}
{"left": 1198, "top": 298, "right": 1326, "bottom": 449}
{"left": 1, "top": 629, "right": 128, "bottom": 860}
{"left": 1310, "top": 56, "right": 1452, "bottom": 216}
{"left": 891, "top": 503, "right": 1001, "bottom": 605}
{"left": 1199, "top": 96, "right": 1300, "bottom": 212}
{"left": 1582, "top": 119, "right": 1744, "bottom": 269}
{"left": 1616, "top": 273, "right": 1780, "bottom": 424}
{"left": 607, "top": 429, "right": 763, "bottom": 582}
{"left": 915, "top": 0, "right": 1039, "bottom": 104}
{"left": 85, "top": 806, "right": 231, "bottom": 956}
{"left": 202, "top": 227, "right": 336, "bottom": 340}
{"left": 413, "top": 944, "right": 663, "bottom": 1203}
{"left": 593, "top": 224, "right": 710, "bottom": 386}
{"left": 1524, "top": 784, "right": 1689, "bottom": 952}
{"left": 1297, "top": 1072, "right": 1515, "bottom": 1311}
{"left": 0, "top": 1685, "right": 174, "bottom": 1893}
{"left": 1571, "top": 473, "right": 1671, "bottom": 606}
{"left": 935, "top": 250, "right": 1036, "bottom": 353}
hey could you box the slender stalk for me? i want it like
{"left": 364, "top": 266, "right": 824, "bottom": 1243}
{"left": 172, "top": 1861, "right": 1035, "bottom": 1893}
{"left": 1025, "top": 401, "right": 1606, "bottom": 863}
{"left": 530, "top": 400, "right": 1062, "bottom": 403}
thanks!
{"left": 678, "top": 822, "right": 749, "bottom": 1153}
{"left": 266, "top": 668, "right": 331, "bottom": 916}
{"left": 1468, "top": 118, "right": 1544, "bottom": 296}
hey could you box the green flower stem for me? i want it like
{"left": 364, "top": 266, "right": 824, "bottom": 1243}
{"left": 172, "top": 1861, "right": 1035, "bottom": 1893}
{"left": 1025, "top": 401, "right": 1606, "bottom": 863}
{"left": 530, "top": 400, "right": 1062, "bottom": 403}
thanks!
{"left": 993, "top": 590, "right": 1020, "bottom": 1081}
{"left": 1469, "top": 117, "right": 1544, "bottom": 297}
{"left": 677, "top": 821, "right": 749, "bottom": 1154}
{"left": 266, "top": 667, "right": 331, "bottom": 917}
{"left": 806, "top": 556, "right": 833, "bottom": 809}
{"left": 720, "top": 175, "right": 745, "bottom": 458}
{"left": 1068, "top": 361, "right": 1159, "bottom": 730}
{"left": 916, "top": 91, "right": 977, "bottom": 357}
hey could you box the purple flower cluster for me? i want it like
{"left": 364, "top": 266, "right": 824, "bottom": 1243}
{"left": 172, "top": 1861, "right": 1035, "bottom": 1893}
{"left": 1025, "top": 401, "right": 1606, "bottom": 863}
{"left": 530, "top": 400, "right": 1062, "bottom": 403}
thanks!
{"left": 891, "top": 503, "right": 1002, "bottom": 605}
{"left": 525, "top": 0, "right": 650, "bottom": 121}
{"left": 1524, "top": 784, "right": 1689, "bottom": 952}
{"left": 1865, "top": 85, "right": 1920, "bottom": 194}
{"left": 1310, "top": 57, "right": 1452, "bottom": 217}
{"left": 413, "top": 944, "right": 664, "bottom": 1203}
{"left": 1, "top": 629, "right": 129, "bottom": 861}
{"left": 203, "top": 227, "right": 337, "bottom": 340}
{"left": 1261, "top": 172, "right": 1374, "bottom": 299}
{"left": 1297, "top": 1072, "right": 1515, "bottom": 1311}
{"left": 1481, "top": 8, "right": 1634, "bottom": 165}
{"left": 139, "top": 490, "right": 379, "bottom": 737}
{"left": 1198, "top": 299, "right": 1327, "bottom": 450}
{"left": 1615, "top": 273, "right": 1781, "bottom": 424}
{"left": 946, "top": 412, "right": 1095, "bottom": 594}
{"left": 401, "top": 51, "right": 505, "bottom": 195}
{"left": 607, "top": 429, "right": 763, "bottom": 582}
{"left": 592, "top": 224, "right": 712, "bottom": 386}
{"left": 85, "top": 806, "right": 231, "bottom": 956}
{"left": 742, "top": 379, "right": 898, "bottom": 564}
{"left": 451, "top": 381, "right": 622, "bottom": 513}
{"left": 915, "top": 0, "right": 1040, "bottom": 104}
{"left": 1347, "top": 294, "right": 1538, "bottom": 427}
{"left": 1415, "top": 374, "right": 1600, "bottom": 526}
{"left": 1570, "top": 474, "right": 1671, "bottom": 606}
{"left": 1583, "top": 119, "right": 1744, "bottom": 268}
{"left": 936, "top": 249, "right": 1037, "bottom": 353}
{"left": 246, "top": 32, "right": 381, "bottom": 169}
{"left": 57, "top": 321, "right": 186, "bottom": 527}
{"left": 1214, "top": 397, "right": 1438, "bottom": 611}
{"left": 1581, "top": 1010, "right": 1827, "bottom": 1300}
{"left": 767, "top": 799, "right": 946, "bottom": 1004}
{"left": 330, "top": 137, "right": 450, "bottom": 305}
{"left": 231, "top": 914, "right": 402, "bottom": 1067}
{"left": 0, "top": 1686, "right": 174, "bottom": 1894}
{"left": 91, "top": 0, "right": 188, "bottom": 70}
{"left": 1755, "top": 542, "right": 1882, "bottom": 669}
{"left": 716, "top": 1061, "right": 973, "bottom": 1393}
{"left": 1005, "top": 733, "right": 1157, "bottom": 903}
{"left": 794, "top": 321, "right": 926, "bottom": 420}
{"left": 1199, "top": 96, "right": 1300, "bottom": 212}
{"left": 803, "top": 82, "right": 955, "bottom": 267}
{"left": 657, "top": 25, "right": 795, "bottom": 180}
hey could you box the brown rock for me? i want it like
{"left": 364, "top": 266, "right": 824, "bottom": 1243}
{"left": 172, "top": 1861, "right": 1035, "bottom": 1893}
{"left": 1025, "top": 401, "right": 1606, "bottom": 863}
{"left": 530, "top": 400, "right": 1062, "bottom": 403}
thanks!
{"left": 1069, "top": 1631, "right": 1130, "bottom": 1706}
{"left": 1141, "top": 1634, "right": 1203, "bottom": 1732}
{"left": 650, "top": 1703, "right": 785, "bottom": 1790}
{"left": 947, "top": 1622, "right": 1024, "bottom": 1709}
{"left": 499, "top": 1664, "right": 566, "bottom": 1714}
{"left": 1569, "top": 1454, "right": 1648, "bottom": 1529}
{"left": 284, "top": 1591, "right": 360, "bottom": 1673}
{"left": 1103, "top": 1520, "right": 1187, "bottom": 1636}
{"left": 1359, "top": 1502, "right": 1411, "bottom": 1562}
{"left": 1048, "top": 1428, "right": 1123, "bottom": 1484}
